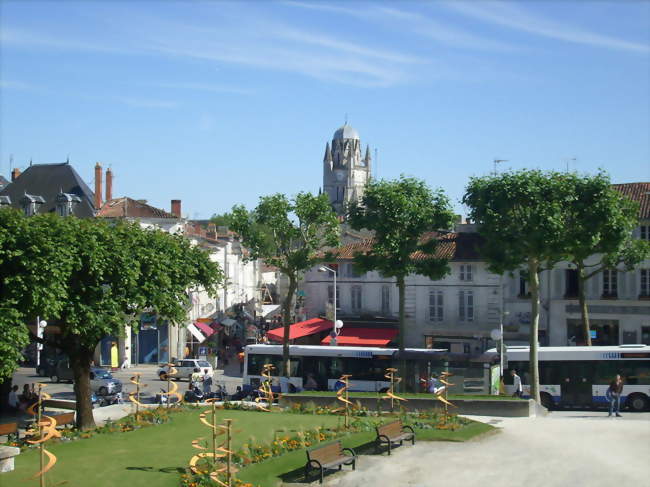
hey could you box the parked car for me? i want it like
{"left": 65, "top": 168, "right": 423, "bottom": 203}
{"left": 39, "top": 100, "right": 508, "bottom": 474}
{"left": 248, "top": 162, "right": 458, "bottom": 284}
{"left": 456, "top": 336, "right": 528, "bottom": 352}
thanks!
{"left": 157, "top": 359, "right": 213, "bottom": 381}
{"left": 51, "top": 361, "right": 122, "bottom": 396}
{"left": 36, "top": 355, "right": 64, "bottom": 377}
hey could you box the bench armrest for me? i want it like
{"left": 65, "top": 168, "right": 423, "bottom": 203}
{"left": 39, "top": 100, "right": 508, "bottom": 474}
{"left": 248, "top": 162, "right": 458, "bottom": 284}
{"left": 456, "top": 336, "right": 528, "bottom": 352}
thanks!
{"left": 377, "top": 434, "right": 391, "bottom": 443}
{"left": 341, "top": 447, "right": 356, "bottom": 458}
{"left": 306, "top": 459, "right": 323, "bottom": 470}
{"left": 402, "top": 425, "right": 415, "bottom": 435}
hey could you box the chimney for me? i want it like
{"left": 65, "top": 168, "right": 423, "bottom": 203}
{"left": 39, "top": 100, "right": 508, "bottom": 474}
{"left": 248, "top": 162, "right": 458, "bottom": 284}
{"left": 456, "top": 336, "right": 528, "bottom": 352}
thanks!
{"left": 171, "top": 199, "right": 181, "bottom": 218}
{"left": 94, "top": 162, "right": 102, "bottom": 209}
{"left": 105, "top": 168, "right": 113, "bottom": 202}
{"left": 11, "top": 167, "right": 21, "bottom": 181}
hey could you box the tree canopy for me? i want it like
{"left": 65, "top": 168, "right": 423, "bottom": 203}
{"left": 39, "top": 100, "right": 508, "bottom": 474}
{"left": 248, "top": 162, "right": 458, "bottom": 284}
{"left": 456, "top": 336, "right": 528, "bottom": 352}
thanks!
{"left": 230, "top": 192, "right": 340, "bottom": 377}
{"left": 0, "top": 209, "right": 223, "bottom": 427}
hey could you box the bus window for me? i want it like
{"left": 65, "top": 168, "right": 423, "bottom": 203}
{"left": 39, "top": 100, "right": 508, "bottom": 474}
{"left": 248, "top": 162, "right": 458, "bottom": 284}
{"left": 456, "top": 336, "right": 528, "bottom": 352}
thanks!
{"left": 619, "top": 361, "right": 650, "bottom": 385}
{"left": 247, "top": 354, "right": 300, "bottom": 377}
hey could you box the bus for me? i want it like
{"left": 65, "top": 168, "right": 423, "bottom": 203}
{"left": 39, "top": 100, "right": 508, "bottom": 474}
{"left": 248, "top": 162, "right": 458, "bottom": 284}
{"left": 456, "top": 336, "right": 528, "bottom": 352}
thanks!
{"left": 488, "top": 344, "right": 650, "bottom": 411}
{"left": 243, "top": 344, "right": 486, "bottom": 393}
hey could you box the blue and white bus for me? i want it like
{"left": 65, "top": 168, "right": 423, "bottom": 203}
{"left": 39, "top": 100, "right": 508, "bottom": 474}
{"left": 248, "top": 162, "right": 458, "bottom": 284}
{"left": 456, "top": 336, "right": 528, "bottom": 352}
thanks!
{"left": 489, "top": 345, "right": 650, "bottom": 411}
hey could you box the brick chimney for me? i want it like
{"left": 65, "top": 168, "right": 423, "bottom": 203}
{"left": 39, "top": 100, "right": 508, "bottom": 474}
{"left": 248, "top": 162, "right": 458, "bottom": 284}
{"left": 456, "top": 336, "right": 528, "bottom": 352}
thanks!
{"left": 105, "top": 167, "right": 113, "bottom": 202}
{"left": 11, "top": 168, "right": 21, "bottom": 181}
{"left": 94, "top": 162, "right": 102, "bottom": 209}
{"left": 171, "top": 199, "right": 181, "bottom": 218}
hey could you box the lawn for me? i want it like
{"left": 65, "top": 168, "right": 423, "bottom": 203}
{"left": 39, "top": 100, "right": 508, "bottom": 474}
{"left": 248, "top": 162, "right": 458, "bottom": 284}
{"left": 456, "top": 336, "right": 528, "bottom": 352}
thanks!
{"left": 3, "top": 408, "right": 494, "bottom": 487}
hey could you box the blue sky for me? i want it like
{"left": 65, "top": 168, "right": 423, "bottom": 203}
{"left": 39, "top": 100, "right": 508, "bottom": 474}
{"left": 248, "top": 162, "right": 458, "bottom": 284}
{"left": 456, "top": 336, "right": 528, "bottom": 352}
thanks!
{"left": 1, "top": 1, "right": 648, "bottom": 219}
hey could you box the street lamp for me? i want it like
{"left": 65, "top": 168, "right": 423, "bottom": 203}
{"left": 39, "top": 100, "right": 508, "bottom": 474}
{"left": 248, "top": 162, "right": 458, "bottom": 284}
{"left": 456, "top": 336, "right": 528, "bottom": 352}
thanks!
{"left": 318, "top": 265, "right": 343, "bottom": 345}
{"left": 36, "top": 318, "right": 47, "bottom": 367}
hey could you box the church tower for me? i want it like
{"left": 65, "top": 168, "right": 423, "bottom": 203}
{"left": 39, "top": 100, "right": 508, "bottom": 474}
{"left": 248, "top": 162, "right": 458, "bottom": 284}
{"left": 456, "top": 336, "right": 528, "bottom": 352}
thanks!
{"left": 322, "top": 123, "right": 372, "bottom": 216}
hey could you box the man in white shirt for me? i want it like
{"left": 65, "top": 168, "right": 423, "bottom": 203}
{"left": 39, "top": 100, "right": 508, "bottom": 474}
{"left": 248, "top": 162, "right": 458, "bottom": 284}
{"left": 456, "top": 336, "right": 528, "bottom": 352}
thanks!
{"left": 511, "top": 369, "right": 523, "bottom": 398}
{"left": 8, "top": 385, "right": 19, "bottom": 412}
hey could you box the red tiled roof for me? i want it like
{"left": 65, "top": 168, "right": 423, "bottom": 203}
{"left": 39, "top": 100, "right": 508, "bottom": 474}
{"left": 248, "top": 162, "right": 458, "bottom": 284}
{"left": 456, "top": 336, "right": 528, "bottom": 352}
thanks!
{"left": 612, "top": 182, "right": 650, "bottom": 219}
{"left": 97, "top": 197, "right": 177, "bottom": 219}
{"left": 319, "top": 327, "right": 398, "bottom": 347}
{"left": 328, "top": 232, "right": 482, "bottom": 262}
{"left": 266, "top": 318, "right": 333, "bottom": 341}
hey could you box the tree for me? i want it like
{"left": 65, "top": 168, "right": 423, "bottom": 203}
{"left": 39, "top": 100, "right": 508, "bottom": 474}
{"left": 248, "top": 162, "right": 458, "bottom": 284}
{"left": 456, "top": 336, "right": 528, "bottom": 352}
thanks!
{"left": 0, "top": 210, "right": 223, "bottom": 428}
{"left": 463, "top": 170, "right": 574, "bottom": 403}
{"left": 347, "top": 176, "right": 454, "bottom": 385}
{"left": 563, "top": 173, "right": 649, "bottom": 345}
{"left": 210, "top": 212, "right": 232, "bottom": 229}
{"left": 230, "top": 193, "right": 339, "bottom": 378}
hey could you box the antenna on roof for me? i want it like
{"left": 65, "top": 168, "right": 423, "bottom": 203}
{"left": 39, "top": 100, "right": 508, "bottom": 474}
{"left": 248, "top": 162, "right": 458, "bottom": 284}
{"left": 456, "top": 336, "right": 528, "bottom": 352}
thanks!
{"left": 344, "top": 113, "right": 348, "bottom": 125}
{"left": 29, "top": 158, "right": 33, "bottom": 166}
{"left": 66, "top": 155, "right": 70, "bottom": 164}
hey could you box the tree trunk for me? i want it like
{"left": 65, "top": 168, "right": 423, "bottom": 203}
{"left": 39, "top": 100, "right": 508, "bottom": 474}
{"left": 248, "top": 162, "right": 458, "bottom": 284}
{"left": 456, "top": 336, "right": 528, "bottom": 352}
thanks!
{"left": 281, "top": 274, "right": 298, "bottom": 379}
{"left": 527, "top": 258, "right": 541, "bottom": 404}
{"left": 396, "top": 276, "right": 406, "bottom": 392}
{"left": 69, "top": 346, "right": 96, "bottom": 430}
{"left": 577, "top": 263, "right": 592, "bottom": 346}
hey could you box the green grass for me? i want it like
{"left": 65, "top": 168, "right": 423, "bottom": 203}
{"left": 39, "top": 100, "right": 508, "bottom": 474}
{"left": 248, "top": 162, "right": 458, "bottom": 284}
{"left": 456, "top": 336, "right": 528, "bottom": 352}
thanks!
{"left": 3, "top": 409, "right": 494, "bottom": 487}
{"left": 288, "top": 391, "right": 520, "bottom": 401}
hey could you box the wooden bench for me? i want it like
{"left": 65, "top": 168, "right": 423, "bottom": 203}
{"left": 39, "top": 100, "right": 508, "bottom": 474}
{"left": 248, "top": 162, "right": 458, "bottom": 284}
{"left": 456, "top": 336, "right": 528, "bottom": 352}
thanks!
{"left": 305, "top": 440, "right": 356, "bottom": 484}
{"left": 51, "top": 412, "right": 75, "bottom": 429}
{"left": 0, "top": 422, "right": 19, "bottom": 441}
{"left": 375, "top": 420, "right": 415, "bottom": 455}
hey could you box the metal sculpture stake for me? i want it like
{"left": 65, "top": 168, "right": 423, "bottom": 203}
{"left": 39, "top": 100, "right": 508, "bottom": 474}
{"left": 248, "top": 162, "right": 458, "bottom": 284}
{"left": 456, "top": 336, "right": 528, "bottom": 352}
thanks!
{"left": 162, "top": 363, "right": 182, "bottom": 407}
{"left": 333, "top": 375, "right": 353, "bottom": 429}
{"left": 254, "top": 364, "right": 277, "bottom": 412}
{"left": 26, "top": 383, "right": 61, "bottom": 487}
{"left": 189, "top": 399, "right": 237, "bottom": 487}
{"left": 382, "top": 368, "right": 407, "bottom": 412}
{"left": 436, "top": 371, "right": 456, "bottom": 423}
{"left": 129, "top": 373, "right": 147, "bottom": 421}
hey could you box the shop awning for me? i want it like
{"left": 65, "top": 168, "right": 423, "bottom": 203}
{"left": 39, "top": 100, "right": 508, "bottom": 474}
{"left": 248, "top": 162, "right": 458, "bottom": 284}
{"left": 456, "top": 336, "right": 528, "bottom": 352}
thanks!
{"left": 261, "top": 304, "right": 281, "bottom": 318}
{"left": 195, "top": 321, "right": 216, "bottom": 338}
{"left": 267, "top": 318, "right": 333, "bottom": 342}
{"left": 187, "top": 323, "right": 206, "bottom": 342}
{"left": 320, "top": 327, "right": 398, "bottom": 347}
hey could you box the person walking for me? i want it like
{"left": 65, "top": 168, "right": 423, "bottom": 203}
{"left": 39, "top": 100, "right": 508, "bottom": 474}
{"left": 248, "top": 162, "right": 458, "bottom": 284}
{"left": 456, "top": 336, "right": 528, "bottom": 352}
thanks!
{"left": 511, "top": 369, "right": 523, "bottom": 398}
{"left": 607, "top": 374, "right": 624, "bottom": 417}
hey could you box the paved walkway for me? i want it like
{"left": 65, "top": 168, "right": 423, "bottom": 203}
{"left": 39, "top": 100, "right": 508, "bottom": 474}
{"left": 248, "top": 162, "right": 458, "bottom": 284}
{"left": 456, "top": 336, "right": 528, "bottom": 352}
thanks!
{"left": 323, "top": 412, "right": 650, "bottom": 487}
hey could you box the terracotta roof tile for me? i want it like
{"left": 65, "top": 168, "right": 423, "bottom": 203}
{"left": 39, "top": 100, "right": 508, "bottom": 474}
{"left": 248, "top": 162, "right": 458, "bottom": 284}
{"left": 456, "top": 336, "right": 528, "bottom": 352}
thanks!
{"left": 612, "top": 182, "right": 650, "bottom": 220}
{"left": 97, "top": 197, "right": 177, "bottom": 219}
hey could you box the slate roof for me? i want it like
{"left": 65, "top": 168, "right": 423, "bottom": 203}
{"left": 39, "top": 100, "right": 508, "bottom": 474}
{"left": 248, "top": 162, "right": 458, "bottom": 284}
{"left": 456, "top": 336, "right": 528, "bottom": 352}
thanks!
{"left": 328, "top": 231, "right": 484, "bottom": 262}
{"left": 97, "top": 197, "right": 177, "bottom": 219}
{"left": 0, "top": 175, "right": 8, "bottom": 190}
{"left": 612, "top": 182, "right": 650, "bottom": 220}
{"left": 0, "top": 163, "right": 96, "bottom": 217}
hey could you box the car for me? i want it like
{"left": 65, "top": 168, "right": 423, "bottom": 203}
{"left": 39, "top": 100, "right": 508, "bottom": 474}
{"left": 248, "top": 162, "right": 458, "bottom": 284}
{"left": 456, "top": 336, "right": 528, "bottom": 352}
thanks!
{"left": 51, "top": 360, "right": 122, "bottom": 396}
{"left": 36, "top": 356, "right": 62, "bottom": 377}
{"left": 157, "top": 359, "right": 213, "bottom": 381}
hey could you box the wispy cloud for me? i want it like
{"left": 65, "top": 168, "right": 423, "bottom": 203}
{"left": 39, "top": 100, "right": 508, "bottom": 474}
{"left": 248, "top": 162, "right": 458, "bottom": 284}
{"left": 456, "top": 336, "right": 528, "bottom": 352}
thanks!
{"left": 154, "top": 82, "right": 253, "bottom": 96}
{"left": 446, "top": 2, "right": 649, "bottom": 53}
{"left": 113, "top": 96, "right": 178, "bottom": 109}
{"left": 0, "top": 79, "right": 44, "bottom": 92}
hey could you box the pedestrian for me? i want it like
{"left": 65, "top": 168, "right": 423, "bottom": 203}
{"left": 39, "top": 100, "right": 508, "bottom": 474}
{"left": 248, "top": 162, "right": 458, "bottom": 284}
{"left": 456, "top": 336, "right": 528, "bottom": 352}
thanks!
{"left": 237, "top": 350, "right": 245, "bottom": 374}
{"left": 203, "top": 372, "right": 213, "bottom": 395}
{"left": 607, "top": 374, "right": 624, "bottom": 417}
{"left": 511, "top": 369, "right": 523, "bottom": 398}
{"left": 8, "top": 385, "right": 19, "bottom": 414}
{"left": 191, "top": 367, "right": 203, "bottom": 390}
{"left": 427, "top": 374, "right": 445, "bottom": 395}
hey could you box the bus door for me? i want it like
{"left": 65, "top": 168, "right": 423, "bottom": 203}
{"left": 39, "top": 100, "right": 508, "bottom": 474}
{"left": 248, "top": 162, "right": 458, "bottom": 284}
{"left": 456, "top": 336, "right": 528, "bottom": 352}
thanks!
{"left": 560, "top": 362, "right": 592, "bottom": 407}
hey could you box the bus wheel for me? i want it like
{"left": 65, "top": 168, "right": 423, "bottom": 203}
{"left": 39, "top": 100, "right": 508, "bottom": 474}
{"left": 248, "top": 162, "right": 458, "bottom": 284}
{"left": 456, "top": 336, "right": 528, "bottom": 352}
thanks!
{"left": 626, "top": 393, "right": 649, "bottom": 412}
{"left": 540, "top": 392, "right": 554, "bottom": 410}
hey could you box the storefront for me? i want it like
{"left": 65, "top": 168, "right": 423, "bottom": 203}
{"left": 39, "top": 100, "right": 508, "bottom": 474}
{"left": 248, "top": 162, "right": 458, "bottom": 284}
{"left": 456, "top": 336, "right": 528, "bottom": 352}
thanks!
{"left": 131, "top": 313, "right": 169, "bottom": 365}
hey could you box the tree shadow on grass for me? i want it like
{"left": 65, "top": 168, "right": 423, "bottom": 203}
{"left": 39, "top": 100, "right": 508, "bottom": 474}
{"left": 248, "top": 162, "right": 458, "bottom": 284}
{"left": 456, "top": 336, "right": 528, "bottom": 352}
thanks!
{"left": 126, "top": 466, "right": 187, "bottom": 474}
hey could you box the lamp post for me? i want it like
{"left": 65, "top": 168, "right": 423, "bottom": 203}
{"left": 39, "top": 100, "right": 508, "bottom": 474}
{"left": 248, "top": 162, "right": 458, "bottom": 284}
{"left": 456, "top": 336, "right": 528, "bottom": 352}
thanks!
{"left": 318, "top": 265, "right": 343, "bottom": 345}
{"left": 36, "top": 318, "right": 47, "bottom": 367}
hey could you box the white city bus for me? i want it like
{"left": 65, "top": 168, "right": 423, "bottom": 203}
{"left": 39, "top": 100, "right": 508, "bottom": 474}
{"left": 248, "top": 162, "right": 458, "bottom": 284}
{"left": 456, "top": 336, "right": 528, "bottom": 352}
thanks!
{"left": 487, "top": 344, "right": 650, "bottom": 411}
{"left": 243, "top": 344, "right": 460, "bottom": 393}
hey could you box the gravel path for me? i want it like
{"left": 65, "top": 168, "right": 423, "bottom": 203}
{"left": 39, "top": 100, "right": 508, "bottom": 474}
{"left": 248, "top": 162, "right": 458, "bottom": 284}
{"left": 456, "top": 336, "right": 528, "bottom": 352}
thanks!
{"left": 323, "top": 413, "right": 650, "bottom": 487}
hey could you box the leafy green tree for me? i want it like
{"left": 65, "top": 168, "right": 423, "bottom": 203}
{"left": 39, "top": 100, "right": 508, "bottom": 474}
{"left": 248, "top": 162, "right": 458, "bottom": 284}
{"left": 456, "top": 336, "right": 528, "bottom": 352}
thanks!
{"left": 230, "top": 193, "right": 340, "bottom": 378}
{"left": 0, "top": 210, "right": 223, "bottom": 428}
{"left": 210, "top": 212, "right": 232, "bottom": 229}
{"left": 463, "top": 170, "right": 573, "bottom": 403}
{"left": 563, "top": 173, "right": 649, "bottom": 345}
{"left": 347, "top": 176, "right": 454, "bottom": 383}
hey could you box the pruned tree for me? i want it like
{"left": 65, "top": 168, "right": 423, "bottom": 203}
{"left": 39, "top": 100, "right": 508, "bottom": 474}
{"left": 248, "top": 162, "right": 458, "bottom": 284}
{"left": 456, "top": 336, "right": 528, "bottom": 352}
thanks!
{"left": 230, "top": 192, "right": 340, "bottom": 378}
{"left": 563, "top": 172, "right": 649, "bottom": 345}
{"left": 347, "top": 176, "right": 455, "bottom": 384}
{"left": 0, "top": 210, "right": 223, "bottom": 428}
{"left": 463, "top": 170, "right": 572, "bottom": 403}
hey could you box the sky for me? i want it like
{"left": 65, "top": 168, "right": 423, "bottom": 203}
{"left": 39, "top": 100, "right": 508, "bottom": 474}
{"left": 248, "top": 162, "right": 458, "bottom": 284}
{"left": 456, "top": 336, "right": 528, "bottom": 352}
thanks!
{"left": 1, "top": 0, "right": 649, "bottom": 219}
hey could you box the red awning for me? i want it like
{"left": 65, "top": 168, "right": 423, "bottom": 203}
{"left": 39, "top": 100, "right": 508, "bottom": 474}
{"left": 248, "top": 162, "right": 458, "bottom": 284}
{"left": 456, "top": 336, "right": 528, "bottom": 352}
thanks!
{"left": 267, "top": 318, "right": 333, "bottom": 342}
{"left": 320, "top": 328, "right": 398, "bottom": 347}
{"left": 195, "top": 321, "right": 216, "bottom": 338}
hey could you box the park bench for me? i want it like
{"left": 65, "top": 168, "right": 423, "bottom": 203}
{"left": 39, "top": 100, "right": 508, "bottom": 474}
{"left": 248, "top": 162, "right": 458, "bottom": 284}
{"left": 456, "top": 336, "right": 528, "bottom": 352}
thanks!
{"left": 0, "top": 422, "right": 19, "bottom": 442}
{"left": 51, "top": 412, "right": 76, "bottom": 429}
{"left": 375, "top": 420, "right": 415, "bottom": 455}
{"left": 305, "top": 440, "right": 356, "bottom": 484}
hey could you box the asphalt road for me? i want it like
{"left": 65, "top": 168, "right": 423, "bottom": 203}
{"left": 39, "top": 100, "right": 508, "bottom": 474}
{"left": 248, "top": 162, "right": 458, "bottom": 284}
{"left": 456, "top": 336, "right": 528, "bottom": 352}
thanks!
{"left": 324, "top": 411, "right": 650, "bottom": 487}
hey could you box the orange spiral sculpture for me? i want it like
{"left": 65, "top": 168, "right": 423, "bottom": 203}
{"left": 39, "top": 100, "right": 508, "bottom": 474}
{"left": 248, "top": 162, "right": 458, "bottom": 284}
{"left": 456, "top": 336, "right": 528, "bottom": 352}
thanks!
{"left": 161, "top": 364, "right": 183, "bottom": 406}
{"left": 26, "top": 383, "right": 60, "bottom": 484}
{"left": 254, "top": 364, "right": 277, "bottom": 412}
{"left": 382, "top": 368, "right": 407, "bottom": 412}
{"left": 128, "top": 373, "right": 147, "bottom": 420}
{"left": 333, "top": 374, "right": 353, "bottom": 428}
{"left": 436, "top": 371, "right": 456, "bottom": 422}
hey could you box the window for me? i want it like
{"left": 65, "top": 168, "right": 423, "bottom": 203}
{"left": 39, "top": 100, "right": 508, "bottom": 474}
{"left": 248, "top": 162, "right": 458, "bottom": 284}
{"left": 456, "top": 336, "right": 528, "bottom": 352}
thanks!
{"left": 429, "top": 289, "right": 443, "bottom": 322}
{"left": 351, "top": 285, "right": 362, "bottom": 311}
{"left": 640, "top": 225, "right": 649, "bottom": 240}
{"left": 381, "top": 285, "right": 391, "bottom": 315}
{"left": 327, "top": 285, "right": 340, "bottom": 310}
{"left": 459, "top": 290, "right": 474, "bottom": 322}
{"left": 602, "top": 269, "right": 618, "bottom": 298}
{"left": 459, "top": 264, "right": 473, "bottom": 281}
{"left": 519, "top": 272, "right": 530, "bottom": 298}
{"left": 347, "top": 263, "right": 361, "bottom": 278}
{"left": 640, "top": 269, "right": 649, "bottom": 297}
{"left": 565, "top": 269, "right": 579, "bottom": 298}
